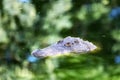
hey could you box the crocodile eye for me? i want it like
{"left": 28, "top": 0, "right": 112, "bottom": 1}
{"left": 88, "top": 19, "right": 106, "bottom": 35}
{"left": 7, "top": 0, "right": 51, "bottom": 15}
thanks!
{"left": 74, "top": 40, "right": 79, "bottom": 43}
{"left": 64, "top": 42, "right": 71, "bottom": 47}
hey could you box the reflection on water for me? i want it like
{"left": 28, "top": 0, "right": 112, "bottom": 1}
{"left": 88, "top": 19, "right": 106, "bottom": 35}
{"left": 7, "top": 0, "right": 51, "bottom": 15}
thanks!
{"left": 0, "top": 0, "right": 120, "bottom": 80}
{"left": 115, "top": 55, "right": 120, "bottom": 64}
{"left": 19, "top": 0, "right": 30, "bottom": 3}
{"left": 27, "top": 55, "right": 38, "bottom": 63}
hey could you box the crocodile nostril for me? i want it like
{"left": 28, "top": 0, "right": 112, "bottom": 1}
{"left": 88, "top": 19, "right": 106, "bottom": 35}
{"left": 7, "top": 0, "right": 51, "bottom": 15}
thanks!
{"left": 57, "top": 40, "right": 63, "bottom": 44}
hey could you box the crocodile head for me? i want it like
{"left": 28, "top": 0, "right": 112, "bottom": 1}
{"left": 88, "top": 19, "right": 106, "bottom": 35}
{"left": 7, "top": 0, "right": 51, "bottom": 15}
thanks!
{"left": 32, "top": 36, "right": 97, "bottom": 58}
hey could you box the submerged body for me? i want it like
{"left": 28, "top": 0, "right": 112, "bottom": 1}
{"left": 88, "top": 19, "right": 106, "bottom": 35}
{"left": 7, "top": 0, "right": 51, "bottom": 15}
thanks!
{"left": 32, "top": 36, "right": 97, "bottom": 58}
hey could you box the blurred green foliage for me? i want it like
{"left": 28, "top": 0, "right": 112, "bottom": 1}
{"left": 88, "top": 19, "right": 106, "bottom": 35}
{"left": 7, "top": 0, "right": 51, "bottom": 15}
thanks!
{"left": 0, "top": 0, "right": 120, "bottom": 80}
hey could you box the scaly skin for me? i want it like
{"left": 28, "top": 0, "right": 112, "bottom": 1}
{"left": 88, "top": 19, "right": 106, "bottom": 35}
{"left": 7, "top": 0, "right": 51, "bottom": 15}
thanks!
{"left": 32, "top": 36, "right": 97, "bottom": 58}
